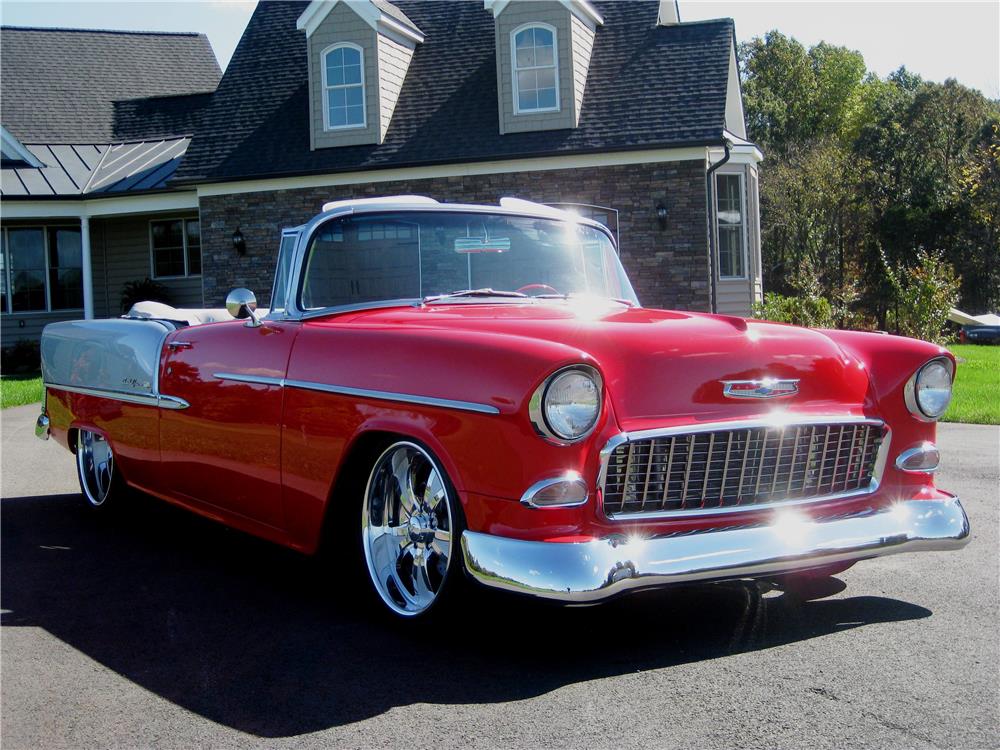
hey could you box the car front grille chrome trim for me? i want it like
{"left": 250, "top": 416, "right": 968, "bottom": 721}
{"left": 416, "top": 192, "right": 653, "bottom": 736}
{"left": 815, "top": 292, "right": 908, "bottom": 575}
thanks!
{"left": 44, "top": 383, "right": 190, "bottom": 410}
{"left": 598, "top": 416, "right": 890, "bottom": 520}
{"left": 212, "top": 373, "right": 500, "bottom": 415}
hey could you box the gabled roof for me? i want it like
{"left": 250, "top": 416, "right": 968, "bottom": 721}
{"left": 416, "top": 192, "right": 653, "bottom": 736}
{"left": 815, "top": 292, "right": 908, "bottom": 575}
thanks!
{"left": 0, "top": 26, "right": 221, "bottom": 143}
{"left": 175, "top": 0, "right": 735, "bottom": 185}
{"left": 1, "top": 138, "right": 191, "bottom": 198}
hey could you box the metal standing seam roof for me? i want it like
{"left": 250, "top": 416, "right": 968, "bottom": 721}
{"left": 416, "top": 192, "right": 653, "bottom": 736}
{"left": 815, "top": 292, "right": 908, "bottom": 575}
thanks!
{"left": 1, "top": 137, "right": 191, "bottom": 198}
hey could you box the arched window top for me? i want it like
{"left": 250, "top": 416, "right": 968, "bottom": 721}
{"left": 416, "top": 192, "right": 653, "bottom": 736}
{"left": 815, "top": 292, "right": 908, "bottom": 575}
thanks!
{"left": 322, "top": 43, "right": 366, "bottom": 130}
{"left": 511, "top": 23, "right": 559, "bottom": 114}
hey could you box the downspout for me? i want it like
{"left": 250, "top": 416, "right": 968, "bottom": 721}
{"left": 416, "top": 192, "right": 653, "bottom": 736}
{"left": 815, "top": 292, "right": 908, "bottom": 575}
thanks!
{"left": 705, "top": 139, "right": 731, "bottom": 314}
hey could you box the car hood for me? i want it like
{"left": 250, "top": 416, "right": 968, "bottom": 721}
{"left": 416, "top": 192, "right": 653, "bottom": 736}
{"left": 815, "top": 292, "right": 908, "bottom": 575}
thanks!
{"left": 332, "top": 301, "right": 875, "bottom": 427}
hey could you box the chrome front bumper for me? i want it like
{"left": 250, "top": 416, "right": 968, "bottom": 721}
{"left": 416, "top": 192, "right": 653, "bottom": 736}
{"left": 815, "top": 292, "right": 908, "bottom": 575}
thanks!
{"left": 461, "top": 497, "right": 970, "bottom": 602}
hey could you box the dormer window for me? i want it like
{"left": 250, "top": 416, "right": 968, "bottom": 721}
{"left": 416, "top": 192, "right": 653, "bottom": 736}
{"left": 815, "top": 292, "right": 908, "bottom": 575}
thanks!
{"left": 487, "top": 0, "right": 602, "bottom": 134}
{"left": 297, "top": 0, "right": 423, "bottom": 149}
{"left": 323, "top": 44, "right": 366, "bottom": 130}
{"left": 512, "top": 24, "right": 559, "bottom": 114}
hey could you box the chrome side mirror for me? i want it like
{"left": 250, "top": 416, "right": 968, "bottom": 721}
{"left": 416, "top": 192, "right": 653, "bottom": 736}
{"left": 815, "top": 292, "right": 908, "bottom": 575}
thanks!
{"left": 226, "top": 288, "right": 261, "bottom": 328}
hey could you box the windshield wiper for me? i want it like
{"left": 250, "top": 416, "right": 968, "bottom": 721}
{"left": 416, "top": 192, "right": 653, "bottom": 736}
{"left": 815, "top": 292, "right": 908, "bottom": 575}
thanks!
{"left": 422, "top": 288, "right": 528, "bottom": 303}
{"left": 532, "top": 293, "right": 636, "bottom": 307}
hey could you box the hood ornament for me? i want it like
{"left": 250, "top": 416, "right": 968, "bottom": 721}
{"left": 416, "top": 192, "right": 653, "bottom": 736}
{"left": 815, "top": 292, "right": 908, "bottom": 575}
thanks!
{"left": 722, "top": 378, "right": 799, "bottom": 399}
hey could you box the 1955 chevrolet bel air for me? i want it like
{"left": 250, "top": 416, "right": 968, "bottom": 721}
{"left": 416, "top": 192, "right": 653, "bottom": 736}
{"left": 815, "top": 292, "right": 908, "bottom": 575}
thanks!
{"left": 37, "top": 196, "right": 969, "bottom": 618}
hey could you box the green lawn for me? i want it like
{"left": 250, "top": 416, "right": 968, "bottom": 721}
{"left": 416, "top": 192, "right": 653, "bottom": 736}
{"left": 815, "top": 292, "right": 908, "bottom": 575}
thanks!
{"left": 0, "top": 374, "right": 43, "bottom": 410}
{"left": 945, "top": 345, "right": 999, "bottom": 425}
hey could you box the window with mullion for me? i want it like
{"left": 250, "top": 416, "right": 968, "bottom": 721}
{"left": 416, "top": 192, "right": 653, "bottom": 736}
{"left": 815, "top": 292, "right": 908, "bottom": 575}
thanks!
{"left": 47, "top": 227, "right": 83, "bottom": 310}
{"left": 7, "top": 227, "right": 47, "bottom": 312}
{"left": 324, "top": 45, "right": 365, "bottom": 129}
{"left": 716, "top": 173, "right": 747, "bottom": 279}
{"left": 513, "top": 25, "right": 559, "bottom": 113}
{"left": 151, "top": 218, "right": 201, "bottom": 279}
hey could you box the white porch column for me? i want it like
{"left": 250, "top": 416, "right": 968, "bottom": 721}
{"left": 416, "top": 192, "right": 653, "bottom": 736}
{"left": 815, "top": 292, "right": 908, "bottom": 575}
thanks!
{"left": 80, "top": 215, "right": 94, "bottom": 319}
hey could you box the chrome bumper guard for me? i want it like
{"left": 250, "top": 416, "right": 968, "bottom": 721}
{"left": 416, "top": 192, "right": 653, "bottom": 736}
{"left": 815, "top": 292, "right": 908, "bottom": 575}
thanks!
{"left": 461, "top": 497, "right": 970, "bottom": 602}
{"left": 35, "top": 412, "right": 50, "bottom": 441}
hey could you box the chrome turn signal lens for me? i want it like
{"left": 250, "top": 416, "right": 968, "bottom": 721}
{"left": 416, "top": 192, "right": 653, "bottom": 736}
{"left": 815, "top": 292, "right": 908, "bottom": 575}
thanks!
{"left": 896, "top": 443, "right": 940, "bottom": 473}
{"left": 520, "top": 472, "right": 589, "bottom": 508}
{"left": 904, "top": 357, "right": 954, "bottom": 422}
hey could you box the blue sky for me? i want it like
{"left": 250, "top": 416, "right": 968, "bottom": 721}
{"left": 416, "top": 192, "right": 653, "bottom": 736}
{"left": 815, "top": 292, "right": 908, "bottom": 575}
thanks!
{"left": 1, "top": 1, "right": 997, "bottom": 98}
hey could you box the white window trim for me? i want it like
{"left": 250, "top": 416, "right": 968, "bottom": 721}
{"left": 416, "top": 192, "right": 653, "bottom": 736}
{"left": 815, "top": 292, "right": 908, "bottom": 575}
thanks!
{"left": 1, "top": 224, "right": 85, "bottom": 315}
{"left": 321, "top": 42, "right": 367, "bottom": 132}
{"left": 511, "top": 23, "right": 561, "bottom": 116}
{"left": 149, "top": 217, "right": 202, "bottom": 280}
{"left": 715, "top": 171, "right": 749, "bottom": 281}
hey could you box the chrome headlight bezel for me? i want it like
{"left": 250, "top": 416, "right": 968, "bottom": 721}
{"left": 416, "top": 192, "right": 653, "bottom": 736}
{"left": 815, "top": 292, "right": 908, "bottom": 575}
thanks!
{"left": 904, "top": 356, "right": 955, "bottom": 422}
{"left": 528, "top": 365, "right": 603, "bottom": 444}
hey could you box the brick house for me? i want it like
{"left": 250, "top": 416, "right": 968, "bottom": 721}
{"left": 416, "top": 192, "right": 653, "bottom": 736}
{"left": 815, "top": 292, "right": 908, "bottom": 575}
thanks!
{"left": 1, "top": 0, "right": 763, "bottom": 347}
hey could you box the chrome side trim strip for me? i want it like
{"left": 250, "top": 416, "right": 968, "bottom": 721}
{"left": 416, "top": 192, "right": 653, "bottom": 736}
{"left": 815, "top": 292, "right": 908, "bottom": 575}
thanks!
{"left": 461, "top": 496, "right": 970, "bottom": 603}
{"left": 284, "top": 379, "right": 501, "bottom": 415}
{"left": 213, "top": 372, "right": 285, "bottom": 387}
{"left": 213, "top": 372, "right": 499, "bottom": 414}
{"left": 44, "top": 383, "right": 189, "bottom": 410}
{"left": 597, "top": 416, "right": 890, "bottom": 521}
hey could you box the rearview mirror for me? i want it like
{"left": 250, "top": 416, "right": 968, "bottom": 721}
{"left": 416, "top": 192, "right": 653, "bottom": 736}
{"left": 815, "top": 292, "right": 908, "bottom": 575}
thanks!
{"left": 226, "top": 288, "right": 261, "bottom": 328}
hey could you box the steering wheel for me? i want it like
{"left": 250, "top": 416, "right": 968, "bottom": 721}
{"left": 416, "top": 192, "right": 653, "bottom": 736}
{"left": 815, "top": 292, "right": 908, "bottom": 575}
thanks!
{"left": 516, "top": 283, "right": 560, "bottom": 297}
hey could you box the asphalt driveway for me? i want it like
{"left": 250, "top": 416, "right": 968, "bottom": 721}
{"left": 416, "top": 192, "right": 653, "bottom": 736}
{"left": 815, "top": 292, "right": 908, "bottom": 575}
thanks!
{"left": 2, "top": 404, "right": 998, "bottom": 749}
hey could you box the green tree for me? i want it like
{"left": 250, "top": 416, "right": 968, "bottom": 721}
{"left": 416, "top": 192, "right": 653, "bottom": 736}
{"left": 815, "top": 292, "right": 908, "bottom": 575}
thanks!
{"left": 741, "top": 29, "right": 1000, "bottom": 325}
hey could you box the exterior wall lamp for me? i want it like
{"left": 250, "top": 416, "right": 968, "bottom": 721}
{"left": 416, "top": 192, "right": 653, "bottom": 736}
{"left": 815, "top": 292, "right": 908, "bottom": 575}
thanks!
{"left": 655, "top": 204, "right": 668, "bottom": 229}
{"left": 232, "top": 227, "right": 247, "bottom": 256}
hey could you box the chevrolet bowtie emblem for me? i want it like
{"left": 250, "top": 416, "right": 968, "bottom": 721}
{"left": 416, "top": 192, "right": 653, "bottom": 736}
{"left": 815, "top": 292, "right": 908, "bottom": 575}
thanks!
{"left": 721, "top": 378, "right": 800, "bottom": 399}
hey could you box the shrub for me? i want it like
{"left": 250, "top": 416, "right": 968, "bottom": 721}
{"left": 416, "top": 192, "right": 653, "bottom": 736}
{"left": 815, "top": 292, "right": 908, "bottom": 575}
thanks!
{"left": 881, "top": 248, "right": 961, "bottom": 344}
{"left": 0, "top": 339, "right": 41, "bottom": 375}
{"left": 751, "top": 292, "right": 837, "bottom": 328}
{"left": 120, "top": 278, "right": 171, "bottom": 314}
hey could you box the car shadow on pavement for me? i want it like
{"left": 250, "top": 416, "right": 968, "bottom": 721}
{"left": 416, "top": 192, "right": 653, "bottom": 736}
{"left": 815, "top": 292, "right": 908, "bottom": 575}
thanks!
{"left": 1, "top": 491, "right": 932, "bottom": 738}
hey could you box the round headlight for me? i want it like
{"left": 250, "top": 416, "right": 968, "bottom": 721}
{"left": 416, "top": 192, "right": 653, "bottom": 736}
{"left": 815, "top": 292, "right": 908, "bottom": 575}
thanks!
{"left": 906, "top": 358, "right": 954, "bottom": 421}
{"left": 530, "top": 366, "right": 603, "bottom": 442}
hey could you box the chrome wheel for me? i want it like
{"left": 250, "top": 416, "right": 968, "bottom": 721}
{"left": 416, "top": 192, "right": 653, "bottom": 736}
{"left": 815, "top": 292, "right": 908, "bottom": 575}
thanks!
{"left": 77, "top": 429, "right": 115, "bottom": 507}
{"left": 362, "top": 442, "right": 454, "bottom": 617}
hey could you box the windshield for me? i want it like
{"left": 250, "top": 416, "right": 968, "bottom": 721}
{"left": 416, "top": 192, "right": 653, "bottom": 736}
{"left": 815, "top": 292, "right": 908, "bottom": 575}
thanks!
{"left": 299, "top": 211, "right": 637, "bottom": 310}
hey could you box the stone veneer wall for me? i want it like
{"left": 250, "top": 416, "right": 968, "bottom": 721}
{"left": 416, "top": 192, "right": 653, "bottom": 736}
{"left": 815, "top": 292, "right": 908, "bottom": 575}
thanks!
{"left": 198, "top": 159, "right": 710, "bottom": 311}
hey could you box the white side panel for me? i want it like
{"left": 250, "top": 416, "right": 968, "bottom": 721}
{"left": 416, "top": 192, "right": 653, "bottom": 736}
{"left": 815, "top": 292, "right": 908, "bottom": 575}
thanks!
{"left": 40, "top": 318, "right": 173, "bottom": 397}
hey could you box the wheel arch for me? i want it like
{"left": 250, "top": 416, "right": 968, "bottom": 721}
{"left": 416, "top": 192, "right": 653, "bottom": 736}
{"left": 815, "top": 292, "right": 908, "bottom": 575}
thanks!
{"left": 314, "top": 423, "right": 466, "bottom": 557}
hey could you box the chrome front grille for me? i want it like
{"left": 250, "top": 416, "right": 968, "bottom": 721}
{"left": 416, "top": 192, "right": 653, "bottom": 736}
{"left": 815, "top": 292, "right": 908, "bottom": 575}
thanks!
{"left": 601, "top": 420, "right": 887, "bottom": 519}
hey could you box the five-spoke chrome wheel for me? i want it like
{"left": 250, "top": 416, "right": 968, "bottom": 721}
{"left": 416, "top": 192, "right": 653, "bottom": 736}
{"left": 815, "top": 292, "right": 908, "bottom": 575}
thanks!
{"left": 362, "top": 441, "right": 456, "bottom": 617}
{"left": 76, "top": 429, "right": 115, "bottom": 507}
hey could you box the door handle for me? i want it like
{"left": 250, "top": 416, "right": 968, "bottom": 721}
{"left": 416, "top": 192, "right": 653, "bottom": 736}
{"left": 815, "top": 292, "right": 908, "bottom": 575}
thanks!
{"left": 167, "top": 341, "right": 194, "bottom": 350}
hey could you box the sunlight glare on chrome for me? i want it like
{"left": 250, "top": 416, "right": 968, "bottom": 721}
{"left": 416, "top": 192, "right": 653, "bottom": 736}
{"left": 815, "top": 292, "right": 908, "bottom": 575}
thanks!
{"left": 771, "top": 509, "right": 812, "bottom": 547}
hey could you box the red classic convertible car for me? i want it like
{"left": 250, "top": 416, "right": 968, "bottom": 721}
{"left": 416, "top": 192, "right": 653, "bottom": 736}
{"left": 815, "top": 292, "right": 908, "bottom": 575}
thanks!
{"left": 37, "top": 196, "right": 969, "bottom": 618}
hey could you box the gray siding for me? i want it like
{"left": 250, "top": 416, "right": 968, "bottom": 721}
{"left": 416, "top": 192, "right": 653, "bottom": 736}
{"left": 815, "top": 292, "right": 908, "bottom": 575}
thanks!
{"left": 308, "top": 3, "right": 380, "bottom": 149}
{"left": 376, "top": 32, "right": 415, "bottom": 143}
{"left": 2, "top": 310, "right": 74, "bottom": 348}
{"left": 495, "top": 2, "right": 577, "bottom": 133}
{"left": 569, "top": 13, "right": 595, "bottom": 126}
{"left": 93, "top": 215, "right": 203, "bottom": 317}
{"left": 715, "top": 164, "right": 760, "bottom": 317}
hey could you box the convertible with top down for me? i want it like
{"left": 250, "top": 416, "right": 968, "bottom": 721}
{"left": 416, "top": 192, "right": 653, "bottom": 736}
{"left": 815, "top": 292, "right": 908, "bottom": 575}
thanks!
{"left": 37, "top": 196, "right": 969, "bottom": 618}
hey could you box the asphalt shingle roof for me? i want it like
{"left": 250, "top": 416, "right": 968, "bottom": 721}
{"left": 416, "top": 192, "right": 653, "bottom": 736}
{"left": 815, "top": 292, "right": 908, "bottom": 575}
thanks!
{"left": 0, "top": 26, "right": 221, "bottom": 143}
{"left": 174, "top": 0, "right": 734, "bottom": 185}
